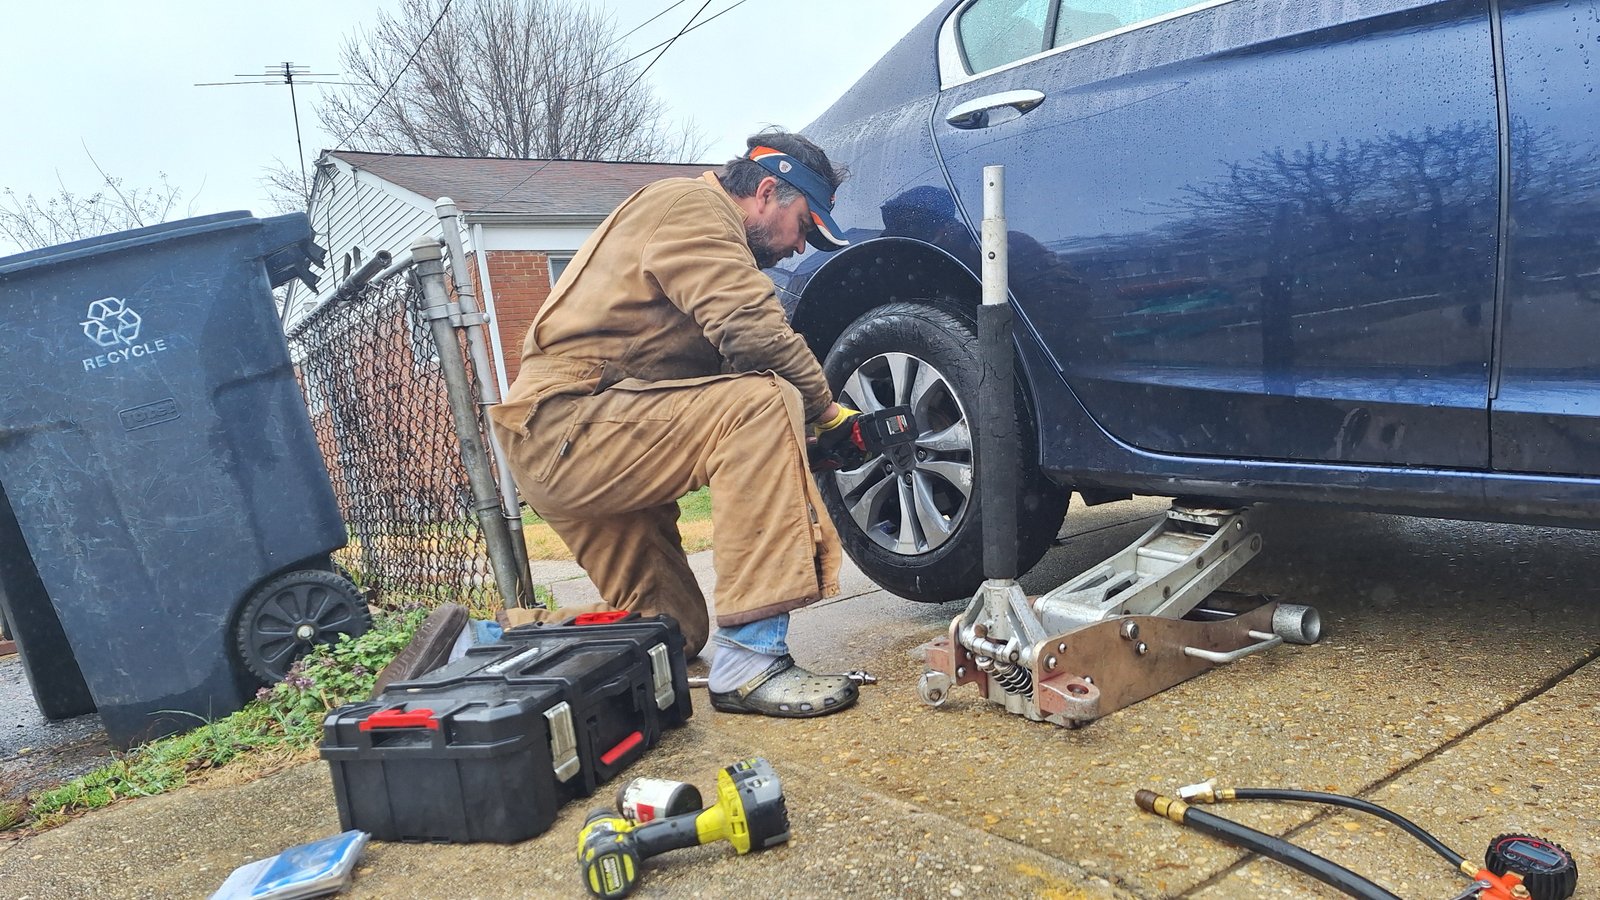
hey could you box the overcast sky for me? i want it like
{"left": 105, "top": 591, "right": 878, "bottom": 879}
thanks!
{"left": 0, "top": 1, "right": 935, "bottom": 253}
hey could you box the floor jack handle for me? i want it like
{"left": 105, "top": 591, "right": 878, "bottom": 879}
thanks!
{"left": 980, "top": 165, "right": 1018, "bottom": 581}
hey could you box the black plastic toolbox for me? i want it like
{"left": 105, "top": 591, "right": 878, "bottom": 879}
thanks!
{"left": 389, "top": 631, "right": 664, "bottom": 796}
{"left": 320, "top": 680, "right": 567, "bottom": 843}
{"left": 322, "top": 613, "right": 694, "bottom": 843}
{"left": 502, "top": 612, "right": 694, "bottom": 727}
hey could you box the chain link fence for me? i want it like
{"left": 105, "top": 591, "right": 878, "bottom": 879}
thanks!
{"left": 285, "top": 272, "right": 499, "bottom": 613}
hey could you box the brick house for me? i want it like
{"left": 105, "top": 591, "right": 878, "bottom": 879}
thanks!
{"left": 282, "top": 150, "right": 710, "bottom": 388}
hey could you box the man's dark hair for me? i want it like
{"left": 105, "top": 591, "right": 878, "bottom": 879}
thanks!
{"left": 717, "top": 129, "right": 847, "bottom": 202}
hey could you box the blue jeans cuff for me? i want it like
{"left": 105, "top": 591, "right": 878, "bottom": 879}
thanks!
{"left": 712, "top": 613, "right": 790, "bottom": 656}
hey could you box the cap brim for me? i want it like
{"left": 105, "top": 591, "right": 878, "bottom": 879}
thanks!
{"left": 807, "top": 208, "right": 849, "bottom": 252}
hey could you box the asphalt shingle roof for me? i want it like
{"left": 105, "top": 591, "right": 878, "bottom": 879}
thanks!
{"left": 328, "top": 151, "right": 714, "bottom": 217}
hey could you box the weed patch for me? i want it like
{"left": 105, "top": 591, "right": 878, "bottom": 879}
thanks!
{"left": 4, "top": 606, "right": 431, "bottom": 834}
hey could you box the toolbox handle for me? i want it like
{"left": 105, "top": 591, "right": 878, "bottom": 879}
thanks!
{"left": 359, "top": 707, "right": 441, "bottom": 732}
{"left": 570, "top": 610, "right": 637, "bottom": 626}
{"left": 600, "top": 731, "right": 644, "bottom": 766}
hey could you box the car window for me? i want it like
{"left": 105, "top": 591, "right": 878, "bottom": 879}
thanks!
{"left": 1053, "top": 1, "right": 1200, "bottom": 47}
{"left": 958, "top": 0, "right": 1051, "bottom": 73}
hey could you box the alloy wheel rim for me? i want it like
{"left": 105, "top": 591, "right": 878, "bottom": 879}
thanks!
{"left": 833, "top": 351, "right": 973, "bottom": 556}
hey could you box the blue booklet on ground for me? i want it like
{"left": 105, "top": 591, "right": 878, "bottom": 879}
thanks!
{"left": 210, "top": 830, "right": 370, "bottom": 900}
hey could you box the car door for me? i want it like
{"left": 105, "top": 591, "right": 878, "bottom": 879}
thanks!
{"left": 1489, "top": 0, "right": 1600, "bottom": 475}
{"left": 930, "top": 0, "right": 1500, "bottom": 467}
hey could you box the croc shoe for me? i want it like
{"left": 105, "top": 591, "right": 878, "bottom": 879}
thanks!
{"left": 370, "top": 602, "right": 468, "bottom": 696}
{"left": 708, "top": 655, "right": 858, "bottom": 718}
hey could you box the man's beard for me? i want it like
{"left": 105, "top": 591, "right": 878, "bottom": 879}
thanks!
{"left": 745, "top": 219, "right": 786, "bottom": 269}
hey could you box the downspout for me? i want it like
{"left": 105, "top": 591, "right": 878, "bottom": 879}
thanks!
{"left": 471, "top": 220, "right": 514, "bottom": 400}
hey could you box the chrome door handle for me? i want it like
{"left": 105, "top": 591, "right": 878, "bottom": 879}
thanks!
{"left": 944, "top": 89, "right": 1046, "bottom": 129}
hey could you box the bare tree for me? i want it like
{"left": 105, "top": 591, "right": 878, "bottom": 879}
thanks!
{"left": 1, "top": 164, "right": 189, "bottom": 253}
{"left": 320, "top": 0, "right": 708, "bottom": 162}
{"left": 259, "top": 157, "right": 315, "bottom": 215}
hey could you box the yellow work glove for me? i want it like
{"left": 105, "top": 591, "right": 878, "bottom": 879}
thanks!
{"left": 808, "top": 404, "right": 867, "bottom": 471}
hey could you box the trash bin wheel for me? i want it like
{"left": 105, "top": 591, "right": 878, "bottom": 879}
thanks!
{"left": 235, "top": 569, "right": 372, "bottom": 684}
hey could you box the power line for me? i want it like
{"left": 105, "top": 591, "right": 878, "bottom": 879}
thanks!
{"left": 620, "top": 0, "right": 713, "bottom": 98}
{"left": 606, "top": 0, "right": 694, "bottom": 49}
{"left": 596, "top": 0, "right": 754, "bottom": 87}
{"left": 334, "top": 0, "right": 455, "bottom": 149}
{"left": 476, "top": 0, "right": 757, "bottom": 212}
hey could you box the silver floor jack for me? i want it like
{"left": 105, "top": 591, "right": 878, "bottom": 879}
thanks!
{"left": 916, "top": 167, "right": 1322, "bottom": 727}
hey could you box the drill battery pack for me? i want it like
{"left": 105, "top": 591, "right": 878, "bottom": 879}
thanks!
{"left": 320, "top": 614, "right": 692, "bottom": 844}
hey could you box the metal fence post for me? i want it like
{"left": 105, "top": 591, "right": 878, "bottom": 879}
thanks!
{"left": 435, "top": 199, "right": 533, "bottom": 603}
{"left": 410, "top": 237, "right": 527, "bottom": 611}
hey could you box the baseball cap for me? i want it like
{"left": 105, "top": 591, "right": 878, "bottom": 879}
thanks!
{"left": 747, "top": 145, "right": 849, "bottom": 251}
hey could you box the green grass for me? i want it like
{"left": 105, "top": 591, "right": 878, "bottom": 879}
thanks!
{"left": 5, "top": 496, "right": 717, "bottom": 833}
{"left": 4, "top": 606, "right": 433, "bottom": 834}
{"left": 523, "top": 486, "right": 712, "bottom": 526}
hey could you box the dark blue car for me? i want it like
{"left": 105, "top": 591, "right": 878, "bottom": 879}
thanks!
{"left": 775, "top": 0, "right": 1600, "bottom": 602}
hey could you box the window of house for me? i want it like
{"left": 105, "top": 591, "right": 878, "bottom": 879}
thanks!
{"left": 549, "top": 254, "right": 575, "bottom": 289}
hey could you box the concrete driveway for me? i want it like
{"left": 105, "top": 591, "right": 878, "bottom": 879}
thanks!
{"left": 2, "top": 497, "right": 1596, "bottom": 898}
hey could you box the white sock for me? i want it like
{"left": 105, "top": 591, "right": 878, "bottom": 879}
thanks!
{"left": 445, "top": 621, "right": 475, "bottom": 664}
{"left": 708, "top": 644, "right": 781, "bottom": 693}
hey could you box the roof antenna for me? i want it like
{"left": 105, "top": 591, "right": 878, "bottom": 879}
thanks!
{"left": 196, "top": 62, "right": 354, "bottom": 203}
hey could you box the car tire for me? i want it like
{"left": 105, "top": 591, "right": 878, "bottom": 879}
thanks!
{"left": 818, "top": 301, "right": 1068, "bottom": 602}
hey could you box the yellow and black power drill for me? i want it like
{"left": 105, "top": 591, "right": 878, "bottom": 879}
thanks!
{"left": 576, "top": 758, "right": 790, "bottom": 898}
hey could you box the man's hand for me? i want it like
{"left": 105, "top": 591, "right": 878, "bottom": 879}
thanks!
{"left": 808, "top": 404, "right": 868, "bottom": 471}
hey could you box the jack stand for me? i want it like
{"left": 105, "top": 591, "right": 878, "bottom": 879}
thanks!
{"left": 917, "top": 503, "right": 1322, "bottom": 727}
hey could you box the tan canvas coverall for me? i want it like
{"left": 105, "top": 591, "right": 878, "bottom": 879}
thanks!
{"left": 488, "top": 173, "right": 842, "bottom": 657}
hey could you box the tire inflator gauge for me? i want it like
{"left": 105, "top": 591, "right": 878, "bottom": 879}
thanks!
{"left": 1138, "top": 782, "right": 1577, "bottom": 900}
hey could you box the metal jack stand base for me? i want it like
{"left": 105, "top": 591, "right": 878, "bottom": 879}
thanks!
{"left": 917, "top": 504, "right": 1322, "bottom": 727}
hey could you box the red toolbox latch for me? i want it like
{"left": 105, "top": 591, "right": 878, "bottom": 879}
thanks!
{"left": 359, "top": 707, "right": 441, "bottom": 731}
{"left": 570, "top": 610, "right": 636, "bottom": 626}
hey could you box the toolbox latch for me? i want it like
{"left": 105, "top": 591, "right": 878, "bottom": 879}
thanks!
{"left": 544, "top": 701, "right": 581, "bottom": 782}
{"left": 648, "top": 644, "right": 674, "bottom": 711}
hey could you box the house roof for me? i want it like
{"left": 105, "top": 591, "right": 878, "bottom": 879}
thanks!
{"left": 325, "top": 150, "right": 714, "bottom": 218}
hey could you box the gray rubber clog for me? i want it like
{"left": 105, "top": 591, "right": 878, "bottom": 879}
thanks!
{"left": 708, "top": 654, "right": 858, "bottom": 718}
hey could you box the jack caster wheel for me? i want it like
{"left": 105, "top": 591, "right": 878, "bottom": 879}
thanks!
{"left": 917, "top": 671, "right": 953, "bottom": 707}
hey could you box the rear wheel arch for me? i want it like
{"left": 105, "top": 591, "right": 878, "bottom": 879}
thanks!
{"left": 792, "top": 238, "right": 981, "bottom": 359}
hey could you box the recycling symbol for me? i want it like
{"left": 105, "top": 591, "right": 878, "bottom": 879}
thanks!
{"left": 82, "top": 297, "right": 141, "bottom": 348}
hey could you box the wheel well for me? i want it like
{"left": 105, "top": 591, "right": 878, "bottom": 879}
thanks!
{"left": 790, "top": 237, "right": 1059, "bottom": 479}
{"left": 791, "top": 237, "right": 980, "bottom": 359}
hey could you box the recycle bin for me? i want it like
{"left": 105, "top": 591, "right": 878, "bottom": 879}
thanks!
{"left": 0, "top": 211, "right": 370, "bottom": 748}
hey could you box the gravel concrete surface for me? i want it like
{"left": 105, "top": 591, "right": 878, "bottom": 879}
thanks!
{"left": 2, "top": 497, "right": 1598, "bottom": 899}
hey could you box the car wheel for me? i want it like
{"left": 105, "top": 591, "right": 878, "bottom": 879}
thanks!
{"left": 818, "top": 301, "right": 1068, "bottom": 602}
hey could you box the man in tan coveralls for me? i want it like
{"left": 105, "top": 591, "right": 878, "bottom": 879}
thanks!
{"left": 486, "top": 131, "right": 861, "bottom": 718}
